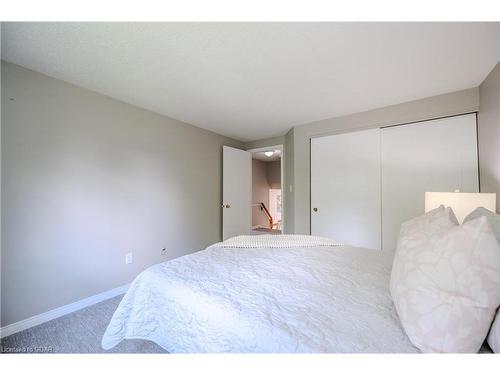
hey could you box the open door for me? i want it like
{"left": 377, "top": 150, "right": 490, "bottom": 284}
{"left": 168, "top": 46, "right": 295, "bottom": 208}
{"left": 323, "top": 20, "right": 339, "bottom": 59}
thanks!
{"left": 223, "top": 146, "right": 252, "bottom": 240}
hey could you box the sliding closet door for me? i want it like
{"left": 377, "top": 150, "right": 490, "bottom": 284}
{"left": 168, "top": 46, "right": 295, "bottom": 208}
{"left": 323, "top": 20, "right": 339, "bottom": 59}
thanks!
{"left": 311, "top": 129, "right": 381, "bottom": 249}
{"left": 381, "top": 113, "right": 478, "bottom": 252}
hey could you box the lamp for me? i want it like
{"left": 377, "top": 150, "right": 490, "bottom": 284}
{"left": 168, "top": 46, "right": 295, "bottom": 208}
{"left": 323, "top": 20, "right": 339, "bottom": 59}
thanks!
{"left": 425, "top": 191, "right": 496, "bottom": 223}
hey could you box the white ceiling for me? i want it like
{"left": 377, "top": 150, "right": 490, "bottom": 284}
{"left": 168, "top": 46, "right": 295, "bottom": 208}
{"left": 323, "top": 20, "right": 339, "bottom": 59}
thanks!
{"left": 2, "top": 22, "right": 499, "bottom": 142}
{"left": 252, "top": 149, "right": 282, "bottom": 162}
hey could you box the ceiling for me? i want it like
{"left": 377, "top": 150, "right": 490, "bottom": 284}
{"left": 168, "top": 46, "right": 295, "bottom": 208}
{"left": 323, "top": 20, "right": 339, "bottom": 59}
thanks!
{"left": 252, "top": 148, "right": 282, "bottom": 162}
{"left": 2, "top": 22, "right": 499, "bottom": 142}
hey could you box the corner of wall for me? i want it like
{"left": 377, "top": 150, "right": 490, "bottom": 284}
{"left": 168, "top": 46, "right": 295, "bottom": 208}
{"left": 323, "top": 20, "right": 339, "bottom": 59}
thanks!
{"left": 478, "top": 60, "right": 500, "bottom": 213}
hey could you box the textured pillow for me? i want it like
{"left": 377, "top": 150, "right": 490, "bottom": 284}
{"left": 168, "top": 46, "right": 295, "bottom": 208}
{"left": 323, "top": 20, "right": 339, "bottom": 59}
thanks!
{"left": 390, "top": 215, "right": 500, "bottom": 353}
{"left": 464, "top": 207, "right": 500, "bottom": 244}
{"left": 488, "top": 314, "right": 500, "bottom": 353}
{"left": 463, "top": 207, "right": 500, "bottom": 353}
{"left": 396, "top": 205, "right": 458, "bottom": 247}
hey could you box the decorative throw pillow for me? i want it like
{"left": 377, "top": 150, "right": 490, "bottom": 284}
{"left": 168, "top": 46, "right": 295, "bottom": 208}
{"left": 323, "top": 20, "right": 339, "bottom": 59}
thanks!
{"left": 390, "top": 215, "right": 500, "bottom": 353}
{"left": 487, "top": 314, "right": 500, "bottom": 353}
{"left": 464, "top": 207, "right": 500, "bottom": 244}
{"left": 463, "top": 207, "right": 500, "bottom": 353}
{"left": 395, "top": 205, "right": 458, "bottom": 249}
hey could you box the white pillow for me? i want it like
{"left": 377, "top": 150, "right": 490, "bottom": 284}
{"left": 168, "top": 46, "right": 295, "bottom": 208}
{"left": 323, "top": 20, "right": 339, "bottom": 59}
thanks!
{"left": 396, "top": 205, "right": 458, "bottom": 249}
{"left": 464, "top": 207, "right": 500, "bottom": 244}
{"left": 391, "top": 214, "right": 500, "bottom": 353}
{"left": 488, "top": 314, "right": 500, "bottom": 353}
{"left": 463, "top": 207, "right": 500, "bottom": 353}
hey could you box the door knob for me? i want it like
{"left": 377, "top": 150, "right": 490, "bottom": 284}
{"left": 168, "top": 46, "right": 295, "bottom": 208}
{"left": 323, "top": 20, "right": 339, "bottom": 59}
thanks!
{"left": 222, "top": 204, "right": 231, "bottom": 208}
{"left": 312, "top": 207, "right": 318, "bottom": 212}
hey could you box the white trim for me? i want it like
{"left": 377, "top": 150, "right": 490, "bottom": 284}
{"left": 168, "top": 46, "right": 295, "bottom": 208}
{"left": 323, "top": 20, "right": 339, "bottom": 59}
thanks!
{"left": 0, "top": 283, "right": 130, "bottom": 339}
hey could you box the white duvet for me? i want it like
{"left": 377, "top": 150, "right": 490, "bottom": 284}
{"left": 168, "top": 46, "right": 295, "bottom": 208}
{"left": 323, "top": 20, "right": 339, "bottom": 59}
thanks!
{"left": 101, "top": 236, "right": 418, "bottom": 353}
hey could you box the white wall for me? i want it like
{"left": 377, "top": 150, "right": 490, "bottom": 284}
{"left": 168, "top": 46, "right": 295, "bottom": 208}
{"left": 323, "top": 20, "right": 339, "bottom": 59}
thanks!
{"left": 1, "top": 62, "right": 243, "bottom": 326}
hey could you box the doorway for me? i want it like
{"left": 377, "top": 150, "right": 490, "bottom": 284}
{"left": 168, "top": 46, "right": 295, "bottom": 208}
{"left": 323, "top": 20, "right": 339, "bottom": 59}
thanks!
{"left": 248, "top": 145, "right": 283, "bottom": 235}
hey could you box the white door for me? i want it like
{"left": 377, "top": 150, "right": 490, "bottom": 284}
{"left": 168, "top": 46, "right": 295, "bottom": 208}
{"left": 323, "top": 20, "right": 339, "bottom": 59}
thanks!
{"left": 381, "top": 113, "right": 479, "bottom": 252}
{"left": 223, "top": 146, "right": 252, "bottom": 240}
{"left": 311, "top": 129, "right": 381, "bottom": 249}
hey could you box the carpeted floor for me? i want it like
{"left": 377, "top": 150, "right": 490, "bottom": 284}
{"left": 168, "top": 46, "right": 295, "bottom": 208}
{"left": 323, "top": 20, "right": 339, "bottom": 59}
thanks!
{"left": 1, "top": 295, "right": 167, "bottom": 354}
{"left": 2, "top": 295, "right": 494, "bottom": 354}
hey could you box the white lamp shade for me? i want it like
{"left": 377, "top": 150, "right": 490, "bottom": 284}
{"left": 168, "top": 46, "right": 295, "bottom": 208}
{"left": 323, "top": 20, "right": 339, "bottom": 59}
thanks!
{"left": 425, "top": 192, "right": 496, "bottom": 223}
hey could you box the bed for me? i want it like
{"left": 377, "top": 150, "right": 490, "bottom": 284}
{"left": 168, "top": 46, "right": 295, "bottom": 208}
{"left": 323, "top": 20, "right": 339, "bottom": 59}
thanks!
{"left": 101, "top": 235, "right": 418, "bottom": 353}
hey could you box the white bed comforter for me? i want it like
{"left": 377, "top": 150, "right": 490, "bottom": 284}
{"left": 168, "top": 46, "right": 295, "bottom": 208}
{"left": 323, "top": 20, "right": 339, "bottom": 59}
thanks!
{"left": 101, "top": 239, "right": 418, "bottom": 353}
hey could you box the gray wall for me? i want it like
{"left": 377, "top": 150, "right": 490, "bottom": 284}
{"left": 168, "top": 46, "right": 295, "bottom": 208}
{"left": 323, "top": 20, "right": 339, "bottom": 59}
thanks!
{"left": 266, "top": 161, "right": 281, "bottom": 189}
{"left": 252, "top": 159, "right": 271, "bottom": 227}
{"left": 244, "top": 136, "right": 285, "bottom": 151}
{"left": 1, "top": 62, "right": 243, "bottom": 326}
{"left": 283, "top": 129, "right": 294, "bottom": 234}
{"left": 289, "top": 88, "right": 480, "bottom": 234}
{"left": 478, "top": 61, "right": 500, "bottom": 212}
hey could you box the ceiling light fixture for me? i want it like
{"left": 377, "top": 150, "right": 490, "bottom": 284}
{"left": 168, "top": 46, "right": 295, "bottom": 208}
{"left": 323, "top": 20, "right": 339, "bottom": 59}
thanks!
{"left": 264, "top": 151, "right": 274, "bottom": 157}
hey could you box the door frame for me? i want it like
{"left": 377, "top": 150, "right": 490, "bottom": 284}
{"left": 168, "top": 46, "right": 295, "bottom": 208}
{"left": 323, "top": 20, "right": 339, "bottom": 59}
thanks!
{"left": 247, "top": 144, "right": 285, "bottom": 233}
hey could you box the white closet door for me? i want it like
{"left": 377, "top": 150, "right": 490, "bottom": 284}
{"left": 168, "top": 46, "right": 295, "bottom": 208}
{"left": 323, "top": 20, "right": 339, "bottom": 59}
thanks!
{"left": 381, "top": 113, "right": 478, "bottom": 252}
{"left": 311, "top": 129, "right": 381, "bottom": 249}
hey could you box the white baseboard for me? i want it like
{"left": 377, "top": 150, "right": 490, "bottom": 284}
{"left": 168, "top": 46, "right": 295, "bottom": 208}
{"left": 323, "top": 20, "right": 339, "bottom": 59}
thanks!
{"left": 0, "top": 283, "right": 130, "bottom": 339}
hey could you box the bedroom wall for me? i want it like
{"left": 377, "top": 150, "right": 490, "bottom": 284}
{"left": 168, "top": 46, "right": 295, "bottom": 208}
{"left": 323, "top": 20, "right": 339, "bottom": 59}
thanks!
{"left": 288, "top": 88, "right": 481, "bottom": 234}
{"left": 283, "top": 129, "right": 294, "bottom": 234}
{"left": 252, "top": 159, "right": 271, "bottom": 227}
{"left": 478, "top": 60, "right": 500, "bottom": 213}
{"left": 266, "top": 161, "right": 281, "bottom": 189}
{"left": 0, "top": 61, "right": 243, "bottom": 327}
{"left": 244, "top": 136, "right": 285, "bottom": 151}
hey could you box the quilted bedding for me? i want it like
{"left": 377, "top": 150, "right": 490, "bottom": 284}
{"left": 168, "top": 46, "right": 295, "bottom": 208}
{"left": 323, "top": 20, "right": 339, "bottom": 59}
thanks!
{"left": 101, "top": 236, "right": 417, "bottom": 353}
